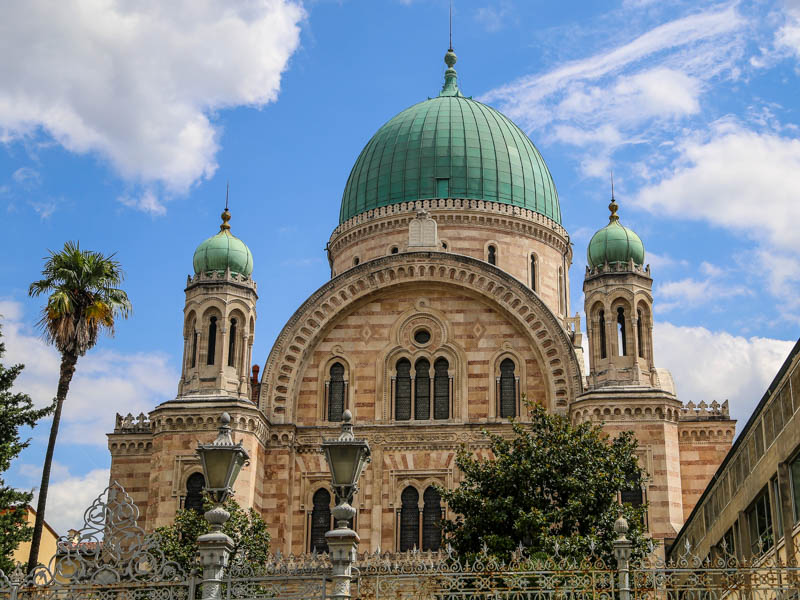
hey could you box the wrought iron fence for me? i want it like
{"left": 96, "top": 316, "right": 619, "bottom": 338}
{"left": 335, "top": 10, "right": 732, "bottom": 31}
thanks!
{"left": 2, "top": 483, "right": 799, "bottom": 600}
{"left": 0, "top": 483, "right": 194, "bottom": 600}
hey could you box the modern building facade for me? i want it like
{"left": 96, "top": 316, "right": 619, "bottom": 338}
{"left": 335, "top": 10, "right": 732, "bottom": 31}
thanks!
{"left": 107, "top": 50, "right": 735, "bottom": 555}
{"left": 670, "top": 339, "right": 800, "bottom": 564}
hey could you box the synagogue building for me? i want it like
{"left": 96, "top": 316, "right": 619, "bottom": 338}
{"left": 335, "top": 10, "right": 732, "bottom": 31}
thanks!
{"left": 108, "top": 49, "right": 735, "bottom": 554}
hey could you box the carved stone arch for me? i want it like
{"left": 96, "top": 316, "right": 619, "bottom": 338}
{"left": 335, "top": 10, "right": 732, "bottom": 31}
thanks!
{"left": 259, "top": 252, "right": 583, "bottom": 422}
{"left": 317, "top": 352, "right": 354, "bottom": 422}
{"left": 395, "top": 480, "right": 425, "bottom": 508}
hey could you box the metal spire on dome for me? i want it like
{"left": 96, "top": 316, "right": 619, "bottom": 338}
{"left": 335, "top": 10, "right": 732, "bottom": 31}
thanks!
{"left": 440, "top": 2, "right": 462, "bottom": 97}
{"left": 221, "top": 184, "right": 231, "bottom": 231}
{"left": 608, "top": 171, "right": 619, "bottom": 222}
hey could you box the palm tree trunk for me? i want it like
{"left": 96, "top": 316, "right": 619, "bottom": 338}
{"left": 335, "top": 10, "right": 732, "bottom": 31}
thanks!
{"left": 26, "top": 351, "right": 78, "bottom": 573}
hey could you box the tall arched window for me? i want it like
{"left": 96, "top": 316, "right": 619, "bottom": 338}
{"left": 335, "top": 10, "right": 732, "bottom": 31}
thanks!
{"left": 599, "top": 310, "right": 607, "bottom": 359}
{"left": 558, "top": 267, "right": 565, "bottom": 315}
{"left": 395, "top": 359, "right": 412, "bottom": 421}
{"left": 328, "top": 362, "right": 345, "bottom": 422}
{"left": 227, "top": 318, "right": 237, "bottom": 367}
{"left": 499, "top": 358, "right": 517, "bottom": 418}
{"left": 190, "top": 326, "right": 198, "bottom": 368}
{"left": 422, "top": 487, "right": 442, "bottom": 551}
{"left": 184, "top": 472, "right": 205, "bottom": 513}
{"left": 415, "top": 359, "right": 431, "bottom": 420}
{"left": 487, "top": 245, "right": 497, "bottom": 265}
{"left": 617, "top": 307, "right": 627, "bottom": 356}
{"left": 207, "top": 316, "right": 217, "bottom": 365}
{"left": 637, "top": 309, "right": 645, "bottom": 358}
{"left": 433, "top": 358, "right": 449, "bottom": 420}
{"left": 399, "top": 487, "right": 420, "bottom": 552}
{"left": 530, "top": 254, "right": 537, "bottom": 291}
{"left": 310, "top": 489, "right": 331, "bottom": 553}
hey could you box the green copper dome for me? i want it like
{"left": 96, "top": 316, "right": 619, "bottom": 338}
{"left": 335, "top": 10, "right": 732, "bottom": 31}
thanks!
{"left": 587, "top": 198, "right": 645, "bottom": 269}
{"left": 339, "top": 50, "right": 560, "bottom": 224}
{"left": 193, "top": 209, "right": 253, "bottom": 277}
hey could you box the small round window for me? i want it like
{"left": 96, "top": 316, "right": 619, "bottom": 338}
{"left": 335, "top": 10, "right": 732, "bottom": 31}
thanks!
{"left": 414, "top": 329, "right": 431, "bottom": 345}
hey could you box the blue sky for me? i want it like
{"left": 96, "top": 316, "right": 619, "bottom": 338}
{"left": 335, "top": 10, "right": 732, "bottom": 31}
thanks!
{"left": 1, "top": 0, "right": 800, "bottom": 533}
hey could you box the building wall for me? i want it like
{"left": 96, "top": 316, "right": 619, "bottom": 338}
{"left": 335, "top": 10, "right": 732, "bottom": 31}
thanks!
{"left": 671, "top": 340, "right": 800, "bottom": 564}
{"left": 327, "top": 200, "right": 572, "bottom": 319}
{"left": 11, "top": 507, "right": 59, "bottom": 568}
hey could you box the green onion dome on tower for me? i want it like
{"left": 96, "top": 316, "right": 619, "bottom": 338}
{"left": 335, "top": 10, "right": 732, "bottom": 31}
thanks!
{"left": 193, "top": 208, "right": 254, "bottom": 277}
{"left": 587, "top": 196, "right": 645, "bottom": 269}
{"left": 339, "top": 49, "right": 561, "bottom": 224}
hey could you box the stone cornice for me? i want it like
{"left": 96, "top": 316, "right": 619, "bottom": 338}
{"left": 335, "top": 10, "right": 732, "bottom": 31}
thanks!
{"left": 259, "top": 251, "right": 584, "bottom": 421}
{"left": 328, "top": 199, "right": 571, "bottom": 261}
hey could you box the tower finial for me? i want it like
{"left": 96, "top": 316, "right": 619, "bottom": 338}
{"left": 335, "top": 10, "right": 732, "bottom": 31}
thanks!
{"left": 221, "top": 184, "right": 231, "bottom": 231}
{"left": 608, "top": 171, "right": 619, "bottom": 222}
{"left": 449, "top": 0, "right": 453, "bottom": 51}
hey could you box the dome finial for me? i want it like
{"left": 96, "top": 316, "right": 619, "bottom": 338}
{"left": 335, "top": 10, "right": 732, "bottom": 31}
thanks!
{"left": 440, "top": 1, "right": 461, "bottom": 97}
{"left": 608, "top": 171, "right": 619, "bottom": 222}
{"left": 220, "top": 183, "right": 231, "bottom": 231}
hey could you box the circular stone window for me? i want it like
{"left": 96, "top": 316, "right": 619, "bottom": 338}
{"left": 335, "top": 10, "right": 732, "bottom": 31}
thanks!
{"left": 414, "top": 329, "right": 431, "bottom": 345}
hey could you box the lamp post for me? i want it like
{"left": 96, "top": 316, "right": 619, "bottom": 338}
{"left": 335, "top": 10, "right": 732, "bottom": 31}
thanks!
{"left": 195, "top": 412, "right": 250, "bottom": 600}
{"left": 322, "top": 409, "right": 371, "bottom": 600}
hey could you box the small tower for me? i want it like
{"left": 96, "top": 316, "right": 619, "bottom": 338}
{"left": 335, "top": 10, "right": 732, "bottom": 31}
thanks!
{"left": 583, "top": 193, "right": 655, "bottom": 387}
{"left": 178, "top": 207, "right": 257, "bottom": 400}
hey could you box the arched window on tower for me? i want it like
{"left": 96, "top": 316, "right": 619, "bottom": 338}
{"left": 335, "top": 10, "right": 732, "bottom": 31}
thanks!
{"left": 190, "top": 327, "right": 198, "bottom": 369}
{"left": 499, "top": 358, "right": 517, "bottom": 418}
{"left": 433, "top": 358, "right": 450, "bottom": 420}
{"left": 310, "top": 489, "right": 331, "bottom": 553}
{"left": 530, "top": 254, "right": 537, "bottom": 292}
{"left": 207, "top": 316, "right": 217, "bottom": 365}
{"left": 228, "top": 318, "right": 237, "bottom": 367}
{"left": 599, "top": 310, "right": 607, "bottom": 359}
{"left": 328, "top": 362, "right": 345, "bottom": 422}
{"left": 184, "top": 472, "right": 205, "bottom": 513}
{"left": 395, "top": 359, "right": 412, "bottom": 421}
{"left": 637, "top": 309, "right": 645, "bottom": 359}
{"left": 487, "top": 245, "right": 497, "bottom": 266}
{"left": 415, "top": 359, "right": 431, "bottom": 420}
{"left": 617, "top": 307, "right": 627, "bottom": 356}
{"left": 399, "top": 486, "right": 420, "bottom": 552}
{"left": 422, "top": 487, "right": 443, "bottom": 551}
{"left": 558, "top": 267, "right": 565, "bottom": 315}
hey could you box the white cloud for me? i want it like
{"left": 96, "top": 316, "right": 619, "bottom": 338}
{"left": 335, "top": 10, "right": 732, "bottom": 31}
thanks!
{"left": 653, "top": 322, "right": 795, "bottom": 429}
{"left": 475, "top": 4, "right": 511, "bottom": 33}
{"left": 0, "top": 1, "right": 305, "bottom": 201}
{"left": 118, "top": 189, "right": 166, "bottom": 217}
{"left": 636, "top": 123, "right": 800, "bottom": 253}
{"left": 776, "top": 3, "right": 800, "bottom": 57}
{"left": 30, "top": 468, "right": 111, "bottom": 536}
{"left": 1, "top": 299, "right": 177, "bottom": 445}
{"left": 12, "top": 166, "right": 40, "bottom": 187}
{"left": 480, "top": 5, "right": 745, "bottom": 176}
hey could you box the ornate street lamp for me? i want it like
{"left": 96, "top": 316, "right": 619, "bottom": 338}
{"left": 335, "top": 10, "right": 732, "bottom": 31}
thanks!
{"left": 322, "top": 409, "right": 370, "bottom": 600}
{"left": 195, "top": 413, "right": 250, "bottom": 600}
{"left": 323, "top": 409, "right": 371, "bottom": 527}
{"left": 197, "top": 412, "right": 249, "bottom": 521}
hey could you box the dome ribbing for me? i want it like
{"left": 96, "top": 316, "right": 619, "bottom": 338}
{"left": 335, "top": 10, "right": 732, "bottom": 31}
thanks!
{"left": 339, "top": 51, "right": 560, "bottom": 224}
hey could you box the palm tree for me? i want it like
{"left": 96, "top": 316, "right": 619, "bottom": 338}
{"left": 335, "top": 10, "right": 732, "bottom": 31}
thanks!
{"left": 26, "top": 241, "right": 131, "bottom": 572}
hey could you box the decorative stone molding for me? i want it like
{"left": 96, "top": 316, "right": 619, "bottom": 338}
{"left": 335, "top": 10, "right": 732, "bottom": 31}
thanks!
{"left": 258, "top": 252, "right": 583, "bottom": 422}
{"left": 679, "top": 400, "right": 730, "bottom": 420}
{"left": 328, "top": 198, "right": 571, "bottom": 260}
{"left": 570, "top": 392, "right": 683, "bottom": 425}
{"left": 584, "top": 260, "right": 651, "bottom": 281}
{"left": 114, "top": 412, "right": 151, "bottom": 433}
{"left": 185, "top": 267, "right": 257, "bottom": 292}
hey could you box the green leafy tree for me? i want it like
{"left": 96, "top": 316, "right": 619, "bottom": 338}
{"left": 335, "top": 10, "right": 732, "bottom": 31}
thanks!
{"left": 440, "top": 403, "right": 651, "bottom": 565}
{"left": 155, "top": 497, "right": 271, "bottom": 573}
{"left": 0, "top": 324, "right": 55, "bottom": 573}
{"left": 26, "top": 242, "right": 131, "bottom": 571}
